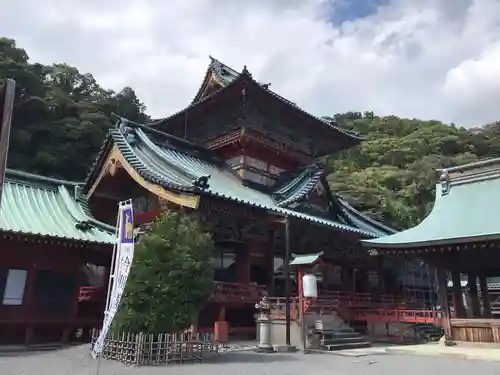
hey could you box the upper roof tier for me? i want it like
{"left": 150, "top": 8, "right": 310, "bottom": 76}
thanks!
{"left": 83, "top": 118, "right": 391, "bottom": 238}
{"left": 146, "top": 57, "right": 360, "bottom": 158}
{"left": 362, "top": 158, "right": 500, "bottom": 251}
{"left": 1, "top": 169, "right": 115, "bottom": 244}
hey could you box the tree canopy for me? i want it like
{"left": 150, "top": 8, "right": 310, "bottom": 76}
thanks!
{"left": 114, "top": 210, "right": 215, "bottom": 333}
{"left": 3, "top": 38, "right": 500, "bottom": 230}
{"left": 324, "top": 112, "right": 500, "bottom": 229}
{"left": 0, "top": 37, "right": 149, "bottom": 180}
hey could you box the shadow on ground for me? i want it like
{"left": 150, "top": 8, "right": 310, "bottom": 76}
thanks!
{"left": 208, "top": 352, "right": 300, "bottom": 364}
{"left": 0, "top": 342, "right": 88, "bottom": 358}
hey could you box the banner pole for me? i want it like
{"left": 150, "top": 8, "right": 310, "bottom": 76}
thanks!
{"left": 95, "top": 200, "right": 128, "bottom": 375}
{"left": 93, "top": 199, "right": 135, "bottom": 373}
{"left": 105, "top": 201, "right": 123, "bottom": 313}
{"left": 96, "top": 356, "right": 101, "bottom": 375}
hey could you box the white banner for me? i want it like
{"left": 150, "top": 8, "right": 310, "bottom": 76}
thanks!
{"left": 92, "top": 201, "right": 135, "bottom": 359}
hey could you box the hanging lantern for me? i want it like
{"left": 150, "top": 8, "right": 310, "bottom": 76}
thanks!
{"left": 302, "top": 274, "right": 318, "bottom": 298}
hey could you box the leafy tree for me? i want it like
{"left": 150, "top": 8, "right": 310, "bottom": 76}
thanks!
{"left": 326, "top": 113, "right": 500, "bottom": 229}
{"left": 114, "top": 210, "right": 215, "bottom": 333}
{"left": 0, "top": 37, "right": 149, "bottom": 180}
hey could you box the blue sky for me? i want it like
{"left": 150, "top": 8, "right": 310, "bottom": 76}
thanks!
{"left": 331, "top": 0, "right": 390, "bottom": 23}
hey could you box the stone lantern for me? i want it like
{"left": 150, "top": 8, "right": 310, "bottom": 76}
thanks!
{"left": 255, "top": 295, "right": 273, "bottom": 352}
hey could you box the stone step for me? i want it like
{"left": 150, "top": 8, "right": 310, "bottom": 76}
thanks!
{"left": 322, "top": 341, "right": 372, "bottom": 351}
{"left": 320, "top": 327, "right": 357, "bottom": 335}
{"left": 322, "top": 336, "right": 368, "bottom": 345}
{"left": 322, "top": 332, "right": 366, "bottom": 340}
{"left": 314, "top": 322, "right": 347, "bottom": 330}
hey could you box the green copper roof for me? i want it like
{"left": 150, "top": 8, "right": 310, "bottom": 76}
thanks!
{"left": 289, "top": 252, "right": 323, "bottom": 266}
{"left": 207, "top": 56, "right": 241, "bottom": 86}
{"left": 273, "top": 166, "right": 324, "bottom": 207}
{"left": 1, "top": 170, "right": 115, "bottom": 244}
{"left": 84, "top": 120, "right": 384, "bottom": 237}
{"left": 363, "top": 158, "right": 500, "bottom": 249}
{"left": 337, "top": 198, "right": 396, "bottom": 237}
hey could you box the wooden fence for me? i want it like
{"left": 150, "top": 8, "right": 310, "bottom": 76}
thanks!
{"left": 91, "top": 329, "right": 219, "bottom": 365}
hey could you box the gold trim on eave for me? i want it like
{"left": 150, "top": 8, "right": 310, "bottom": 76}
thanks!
{"left": 86, "top": 145, "right": 200, "bottom": 209}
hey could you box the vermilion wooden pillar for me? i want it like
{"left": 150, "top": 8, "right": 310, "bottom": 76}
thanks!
{"left": 377, "top": 257, "right": 385, "bottom": 296}
{"left": 23, "top": 265, "right": 37, "bottom": 345}
{"left": 264, "top": 250, "right": 274, "bottom": 294}
{"left": 468, "top": 273, "right": 481, "bottom": 318}
{"left": 62, "top": 267, "right": 82, "bottom": 343}
{"left": 342, "top": 266, "right": 354, "bottom": 293}
{"left": 235, "top": 248, "right": 250, "bottom": 284}
{"left": 479, "top": 275, "right": 492, "bottom": 318}
{"left": 297, "top": 265, "right": 305, "bottom": 344}
{"left": 437, "top": 269, "right": 452, "bottom": 340}
{"left": 451, "top": 271, "right": 466, "bottom": 318}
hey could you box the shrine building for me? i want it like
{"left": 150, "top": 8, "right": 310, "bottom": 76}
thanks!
{"left": 0, "top": 169, "right": 115, "bottom": 344}
{"left": 364, "top": 158, "right": 500, "bottom": 344}
{"left": 81, "top": 57, "right": 427, "bottom": 338}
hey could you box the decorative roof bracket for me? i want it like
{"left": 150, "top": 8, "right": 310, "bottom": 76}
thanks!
{"left": 439, "top": 170, "right": 451, "bottom": 195}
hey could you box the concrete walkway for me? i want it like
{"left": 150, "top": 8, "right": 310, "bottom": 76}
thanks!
{"left": 2, "top": 344, "right": 500, "bottom": 375}
{"left": 385, "top": 343, "right": 500, "bottom": 361}
{"left": 324, "top": 342, "right": 500, "bottom": 361}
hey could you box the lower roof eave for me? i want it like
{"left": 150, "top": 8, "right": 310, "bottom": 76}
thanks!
{"left": 196, "top": 191, "right": 375, "bottom": 237}
{"left": 129, "top": 165, "right": 375, "bottom": 237}
{"left": 0, "top": 230, "right": 115, "bottom": 247}
{"left": 362, "top": 232, "right": 500, "bottom": 251}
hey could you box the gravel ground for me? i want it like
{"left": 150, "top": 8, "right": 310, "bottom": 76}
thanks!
{"left": 1, "top": 344, "right": 499, "bottom": 375}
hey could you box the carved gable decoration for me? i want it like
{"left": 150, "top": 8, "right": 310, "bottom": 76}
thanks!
{"left": 302, "top": 179, "right": 331, "bottom": 213}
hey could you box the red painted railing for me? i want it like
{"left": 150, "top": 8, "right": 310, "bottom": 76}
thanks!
{"left": 78, "top": 284, "right": 441, "bottom": 324}
{"left": 347, "top": 308, "right": 441, "bottom": 324}
{"left": 318, "top": 290, "right": 421, "bottom": 307}
{"left": 267, "top": 292, "right": 441, "bottom": 324}
{"left": 79, "top": 282, "right": 267, "bottom": 305}
{"left": 209, "top": 282, "right": 266, "bottom": 303}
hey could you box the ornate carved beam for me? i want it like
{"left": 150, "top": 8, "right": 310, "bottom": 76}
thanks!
{"left": 86, "top": 145, "right": 200, "bottom": 209}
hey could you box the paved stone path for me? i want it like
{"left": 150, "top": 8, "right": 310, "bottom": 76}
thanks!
{"left": 1, "top": 344, "right": 500, "bottom": 375}
{"left": 384, "top": 343, "right": 500, "bottom": 361}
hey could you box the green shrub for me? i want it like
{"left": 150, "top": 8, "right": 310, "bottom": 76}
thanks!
{"left": 114, "top": 210, "right": 214, "bottom": 333}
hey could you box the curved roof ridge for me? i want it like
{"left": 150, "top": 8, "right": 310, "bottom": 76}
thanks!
{"left": 274, "top": 168, "right": 312, "bottom": 196}
{"left": 337, "top": 197, "right": 396, "bottom": 235}
{"left": 107, "top": 128, "right": 200, "bottom": 192}
{"left": 190, "top": 56, "right": 240, "bottom": 104}
{"left": 6, "top": 169, "right": 81, "bottom": 187}
{"left": 148, "top": 59, "right": 359, "bottom": 142}
{"left": 438, "top": 157, "right": 500, "bottom": 175}
{"left": 362, "top": 176, "right": 500, "bottom": 248}
{"left": 146, "top": 72, "right": 241, "bottom": 130}
{"left": 133, "top": 127, "right": 211, "bottom": 187}
{"left": 273, "top": 165, "right": 324, "bottom": 207}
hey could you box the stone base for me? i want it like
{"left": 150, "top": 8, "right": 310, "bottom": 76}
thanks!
{"left": 273, "top": 344, "right": 298, "bottom": 353}
{"left": 439, "top": 336, "right": 457, "bottom": 346}
{"left": 256, "top": 345, "right": 274, "bottom": 353}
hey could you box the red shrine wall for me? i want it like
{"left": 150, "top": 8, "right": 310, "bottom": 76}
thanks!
{"left": 89, "top": 196, "right": 120, "bottom": 226}
{"left": 0, "top": 238, "right": 111, "bottom": 344}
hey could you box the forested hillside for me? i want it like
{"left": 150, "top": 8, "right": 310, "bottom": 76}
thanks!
{"left": 2, "top": 38, "right": 500, "bottom": 230}
{"left": 0, "top": 38, "right": 149, "bottom": 180}
{"left": 324, "top": 112, "right": 500, "bottom": 229}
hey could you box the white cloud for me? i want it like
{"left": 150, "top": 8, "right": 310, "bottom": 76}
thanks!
{"left": 1, "top": 0, "right": 500, "bottom": 127}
